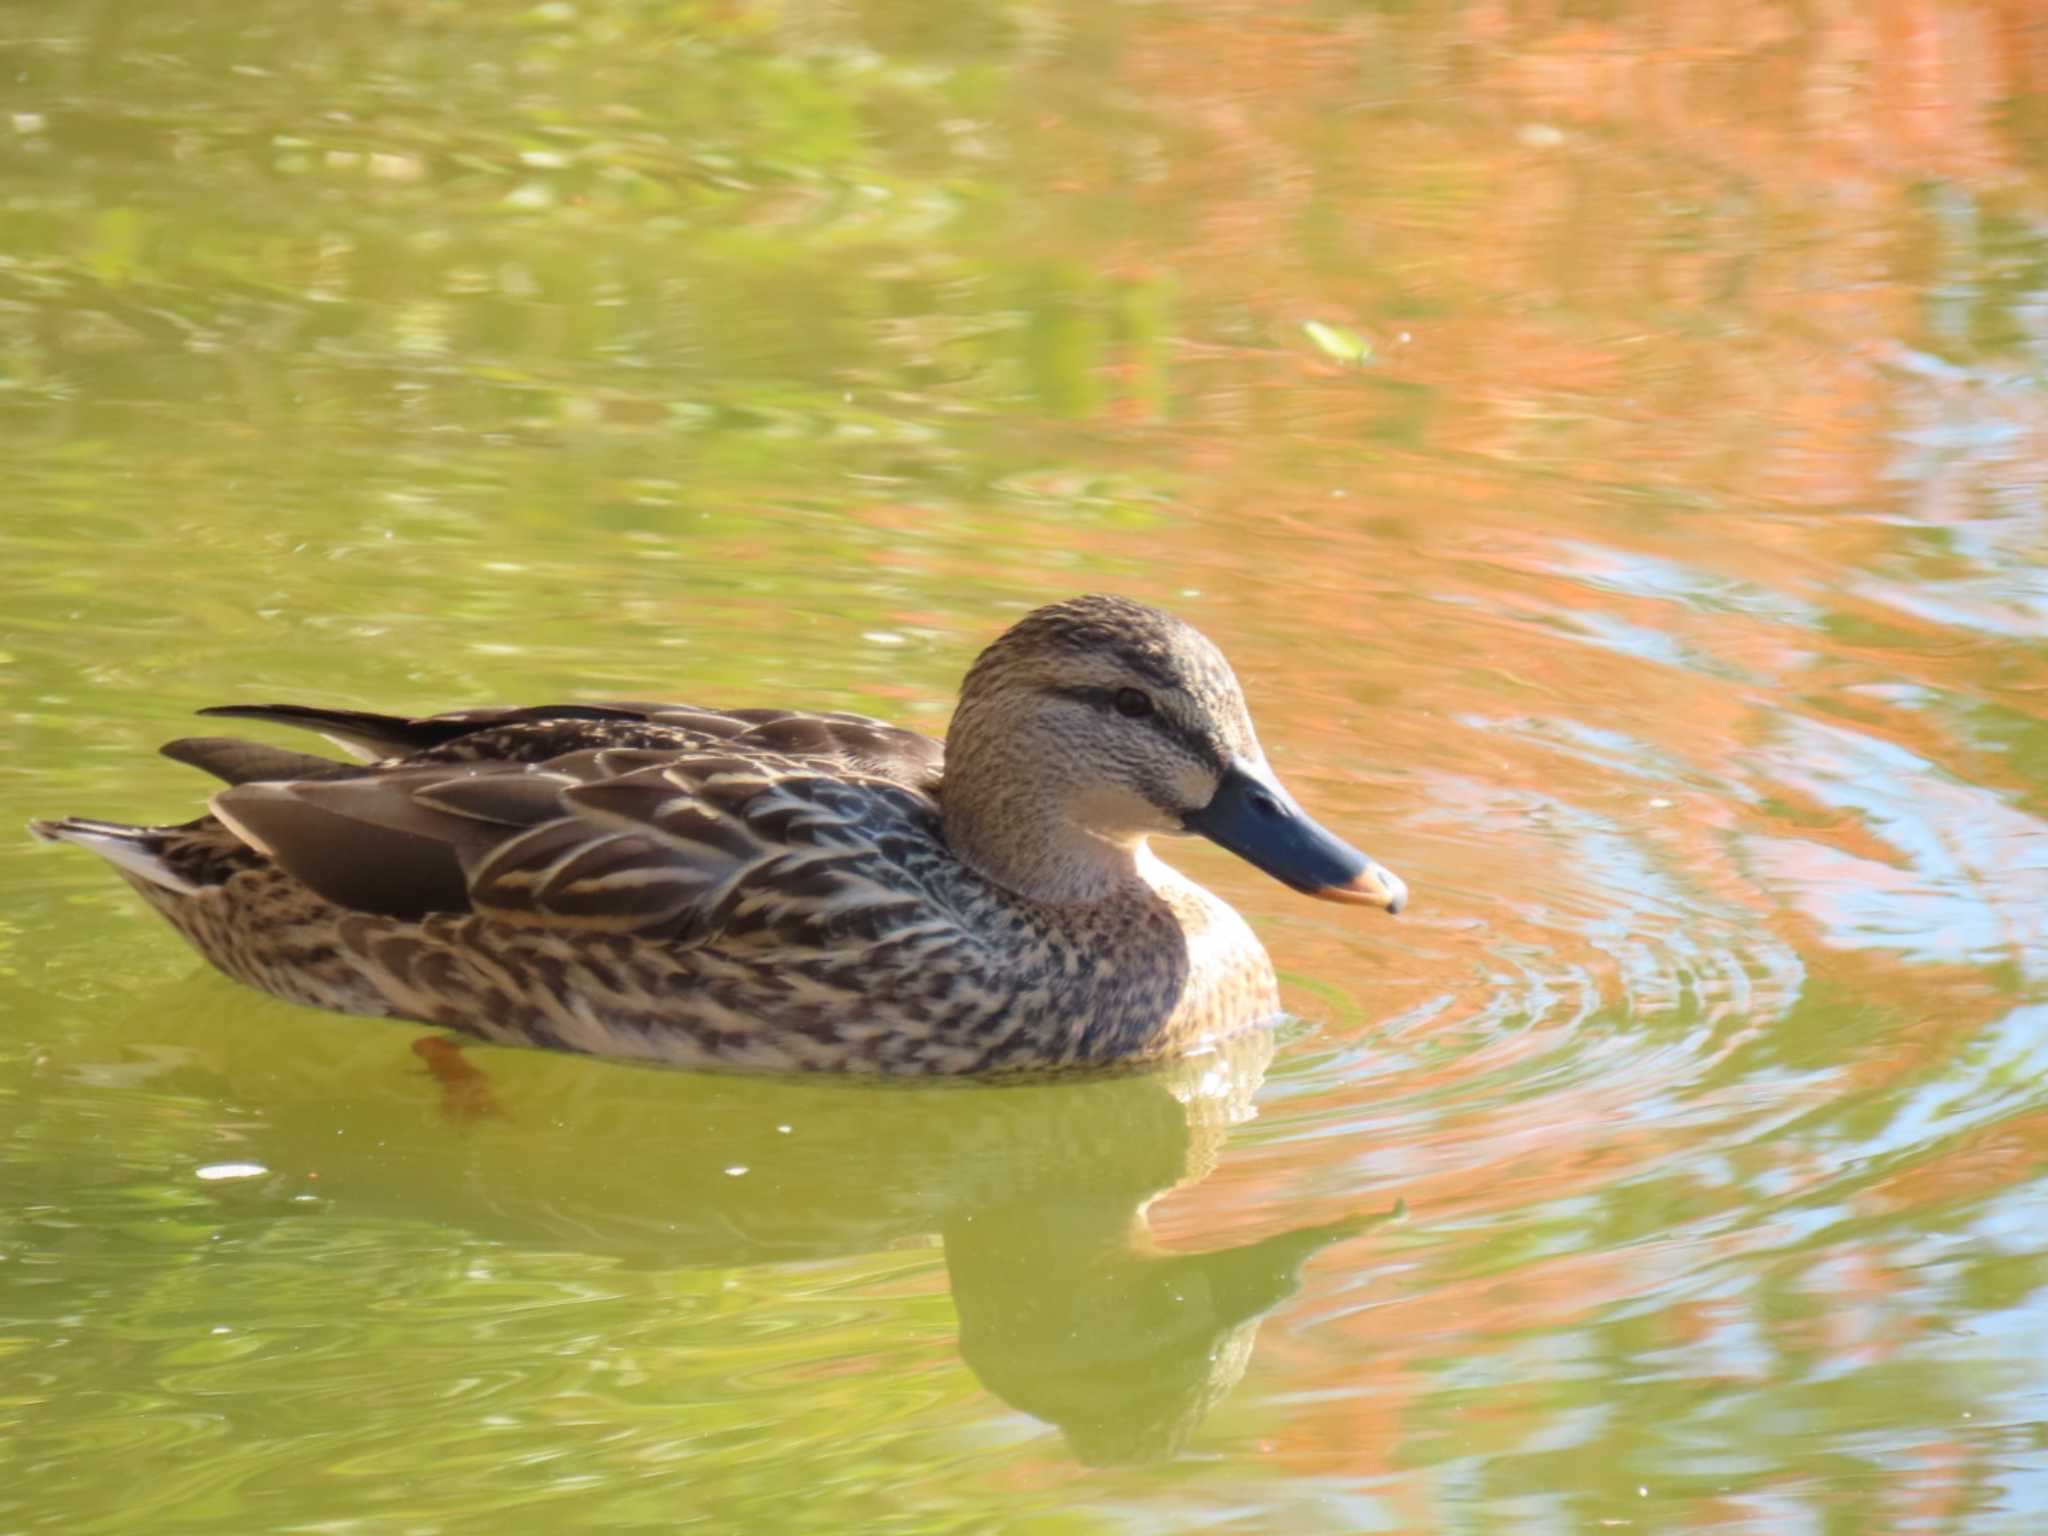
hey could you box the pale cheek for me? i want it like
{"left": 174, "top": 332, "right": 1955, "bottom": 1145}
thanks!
{"left": 1070, "top": 783, "right": 1178, "bottom": 839}
{"left": 1166, "top": 760, "right": 1219, "bottom": 815}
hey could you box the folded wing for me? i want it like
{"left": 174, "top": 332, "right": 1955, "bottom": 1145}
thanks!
{"left": 195, "top": 699, "right": 945, "bottom": 788}
{"left": 209, "top": 744, "right": 950, "bottom": 949}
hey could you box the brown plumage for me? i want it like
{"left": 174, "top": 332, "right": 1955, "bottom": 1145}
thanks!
{"left": 29, "top": 596, "right": 1405, "bottom": 1075}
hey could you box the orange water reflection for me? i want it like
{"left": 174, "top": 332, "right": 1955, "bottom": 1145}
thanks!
{"left": 931, "top": 0, "right": 2048, "bottom": 1508}
{"left": 5, "top": 0, "right": 2048, "bottom": 1523}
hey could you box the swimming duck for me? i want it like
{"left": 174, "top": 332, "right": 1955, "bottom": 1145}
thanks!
{"left": 30, "top": 596, "right": 1405, "bottom": 1074}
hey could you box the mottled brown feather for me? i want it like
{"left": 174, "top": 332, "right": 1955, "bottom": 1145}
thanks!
{"left": 28, "top": 598, "right": 1386, "bottom": 1075}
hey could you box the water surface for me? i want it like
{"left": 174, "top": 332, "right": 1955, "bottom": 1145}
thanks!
{"left": 5, "top": 2, "right": 2048, "bottom": 1530}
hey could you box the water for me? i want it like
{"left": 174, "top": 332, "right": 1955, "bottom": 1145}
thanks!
{"left": 5, "top": 2, "right": 2048, "bottom": 1529}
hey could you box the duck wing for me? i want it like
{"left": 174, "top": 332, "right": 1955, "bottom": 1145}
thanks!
{"left": 208, "top": 745, "right": 954, "bottom": 948}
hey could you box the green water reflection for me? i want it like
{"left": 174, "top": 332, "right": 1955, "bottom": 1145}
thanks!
{"left": 7, "top": 1009, "right": 1362, "bottom": 1512}
{"left": 7, "top": 0, "right": 2048, "bottom": 1530}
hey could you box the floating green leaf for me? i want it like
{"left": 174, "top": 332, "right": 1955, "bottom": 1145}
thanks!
{"left": 1302, "top": 319, "right": 1372, "bottom": 365}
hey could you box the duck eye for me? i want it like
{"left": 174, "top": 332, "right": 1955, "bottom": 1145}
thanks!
{"left": 1113, "top": 688, "right": 1153, "bottom": 719}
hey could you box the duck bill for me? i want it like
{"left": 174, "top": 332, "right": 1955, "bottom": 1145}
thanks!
{"left": 1182, "top": 760, "right": 1406, "bottom": 914}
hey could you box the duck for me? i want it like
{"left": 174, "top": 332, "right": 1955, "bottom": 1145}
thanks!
{"left": 29, "top": 595, "right": 1405, "bottom": 1075}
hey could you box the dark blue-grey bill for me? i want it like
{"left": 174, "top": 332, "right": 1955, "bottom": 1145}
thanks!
{"left": 1182, "top": 759, "right": 1406, "bottom": 913}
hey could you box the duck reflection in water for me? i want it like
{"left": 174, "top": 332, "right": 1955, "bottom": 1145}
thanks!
{"left": 202, "top": 1020, "right": 1384, "bottom": 1464}
{"left": 936, "top": 1039, "right": 1384, "bottom": 1462}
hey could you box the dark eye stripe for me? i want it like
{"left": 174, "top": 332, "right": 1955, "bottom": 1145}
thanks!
{"left": 1050, "top": 686, "right": 1224, "bottom": 771}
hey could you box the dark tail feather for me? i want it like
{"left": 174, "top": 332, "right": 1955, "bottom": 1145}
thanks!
{"left": 195, "top": 702, "right": 651, "bottom": 759}
{"left": 161, "top": 736, "right": 370, "bottom": 786}
{"left": 193, "top": 704, "right": 458, "bottom": 759}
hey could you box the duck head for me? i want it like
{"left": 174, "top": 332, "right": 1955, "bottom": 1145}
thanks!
{"left": 943, "top": 595, "right": 1406, "bottom": 911}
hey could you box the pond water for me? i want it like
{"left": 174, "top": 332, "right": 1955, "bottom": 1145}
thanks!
{"left": 5, "top": 2, "right": 2048, "bottom": 1530}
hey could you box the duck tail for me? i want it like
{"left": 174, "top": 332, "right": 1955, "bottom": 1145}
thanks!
{"left": 27, "top": 817, "right": 202, "bottom": 894}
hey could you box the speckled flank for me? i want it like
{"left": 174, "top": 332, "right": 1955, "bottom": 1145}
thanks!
{"left": 119, "top": 814, "right": 1278, "bottom": 1076}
